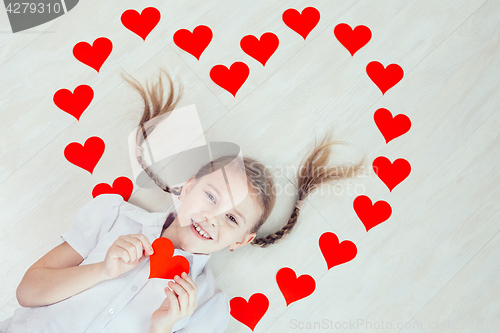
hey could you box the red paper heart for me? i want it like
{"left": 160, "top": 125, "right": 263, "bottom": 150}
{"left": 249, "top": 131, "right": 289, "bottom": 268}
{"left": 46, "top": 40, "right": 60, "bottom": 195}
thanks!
{"left": 64, "top": 136, "right": 105, "bottom": 174}
{"left": 282, "top": 7, "right": 320, "bottom": 40}
{"left": 276, "top": 267, "right": 315, "bottom": 306}
{"left": 73, "top": 37, "right": 113, "bottom": 72}
{"left": 319, "top": 232, "right": 357, "bottom": 270}
{"left": 373, "top": 156, "right": 411, "bottom": 191}
{"left": 353, "top": 195, "right": 392, "bottom": 232}
{"left": 53, "top": 84, "right": 94, "bottom": 121}
{"left": 374, "top": 108, "right": 411, "bottom": 144}
{"left": 230, "top": 293, "right": 269, "bottom": 331}
{"left": 121, "top": 7, "right": 160, "bottom": 41}
{"left": 240, "top": 32, "right": 279, "bottom": 66}
{"left": 334, "top": 23, "right": 372, "bottom": 56}
{"left": 173, "top": 25, "right": 213, "bottom": 60}
{"left": 210, "top": 62, "right": 249, "bottom": 97}
{"left": 149, "top": 237, "right": 190, "bottom": 280}
{"left": 366, "top": 61, "right": 404, "bottom": 95}
{"left": 92, "top": 176, "right": 133, "bottom": 201}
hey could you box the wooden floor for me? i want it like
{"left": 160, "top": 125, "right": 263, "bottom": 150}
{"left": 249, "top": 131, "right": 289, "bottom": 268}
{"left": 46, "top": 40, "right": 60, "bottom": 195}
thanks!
{"left": 1, "top": 0, "right": 499, "bottom": 332}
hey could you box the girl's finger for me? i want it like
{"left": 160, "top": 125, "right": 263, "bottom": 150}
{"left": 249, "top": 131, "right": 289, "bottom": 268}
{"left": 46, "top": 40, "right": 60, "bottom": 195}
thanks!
{"left": 133, "top": 234, "right": 154, "bottom": 255}
{"left": 168, "top": 281, "right": 188, "bottom": 313}
{"left": 115, "top": 240, "right": 138, "bottom": 262}
{"left": 172, "top": 275, "right": 195, "bottom": 309}
{"left": 123, "top": 235, "right": 143, "bottom": 260}
{"left": 172, "top": 275, "right": 194, "bottom": 294}
{"left": 180, "top": 272, "right": 197, "bottom": 292}
{"left": 113, "top": 246, "right": 132, "bottom": 262}
{"left": 165, "top": 287, "right": 180, "bottom": 314}
{"left": 179, "top": 273, "right": 198, "bottom": 309}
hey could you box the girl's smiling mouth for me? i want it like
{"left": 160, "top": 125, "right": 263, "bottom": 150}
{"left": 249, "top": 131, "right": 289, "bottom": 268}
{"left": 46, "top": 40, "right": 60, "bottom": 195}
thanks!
{"left": 191, "top": 218, "right": 213, "bottom": 240}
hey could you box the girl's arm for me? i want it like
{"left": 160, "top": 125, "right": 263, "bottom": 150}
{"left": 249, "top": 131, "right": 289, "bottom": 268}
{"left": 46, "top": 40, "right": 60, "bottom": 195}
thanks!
{"left": 16, "top": 241, "right": 108, "bottom": 307}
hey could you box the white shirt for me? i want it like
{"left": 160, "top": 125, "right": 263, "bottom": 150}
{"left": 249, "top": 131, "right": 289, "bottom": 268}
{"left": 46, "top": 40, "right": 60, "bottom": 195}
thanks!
{"left": 0, "top": 193, "right": 230, "bottom": 333}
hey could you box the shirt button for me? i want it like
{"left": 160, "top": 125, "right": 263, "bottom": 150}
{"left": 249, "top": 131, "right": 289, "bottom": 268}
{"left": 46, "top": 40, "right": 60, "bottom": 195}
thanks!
{"left": 131, "top": 285, "right": 138, "bottom": 291}
{"left": 108, "top": 308, "right": 114, "bottom": 315}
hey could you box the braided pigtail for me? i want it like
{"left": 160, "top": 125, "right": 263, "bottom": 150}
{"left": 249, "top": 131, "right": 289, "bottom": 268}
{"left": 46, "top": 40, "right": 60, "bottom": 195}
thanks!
{"left": 250, "top": 133, "right": 366, "bottom": 248}
{"left": 121, "top": 68, "right": 184, "bottom": 195}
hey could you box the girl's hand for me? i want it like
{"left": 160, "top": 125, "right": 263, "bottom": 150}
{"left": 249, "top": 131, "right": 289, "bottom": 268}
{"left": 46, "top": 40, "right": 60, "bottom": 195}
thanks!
{"left": 101, "top": 234, "right": 154, "bottom": 280}
{"left": 150, "top": 272, "right": 199, "bottom": 331}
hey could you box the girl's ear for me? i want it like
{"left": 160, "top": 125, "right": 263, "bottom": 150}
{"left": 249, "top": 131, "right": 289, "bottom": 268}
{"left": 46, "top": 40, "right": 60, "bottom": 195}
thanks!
{"left": 233, "top": 232, "right": 257, "bottom": 248}
{"left": 181, "top": 175, "right": 197, "bottom": 197}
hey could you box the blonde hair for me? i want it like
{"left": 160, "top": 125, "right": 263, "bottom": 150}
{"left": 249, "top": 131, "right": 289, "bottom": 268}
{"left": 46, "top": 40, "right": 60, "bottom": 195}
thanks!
{"left": 121, "top": 68, "right": 366, "bottom": 248}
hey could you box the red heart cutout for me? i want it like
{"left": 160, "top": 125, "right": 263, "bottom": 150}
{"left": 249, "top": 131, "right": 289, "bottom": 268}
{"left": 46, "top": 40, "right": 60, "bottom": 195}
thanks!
{"left": 282, "top": 7, "right": 320, "bottom": 40}
{"left": 276, "top": 267, "right": 315, "bottom": 306}
{"left": 374, "top": 108, "right": 411, "bottom": 144}
{"left": 334, "top": 23, "right": 372, "bottom": 56}
{"left": 319, "top": 232, "right": 357, "bottom": 270}
{"left": 53, "top": 84, "right": 94, "bottom": 121}
{"left": 230, "top": 293, "right": 269, "bottom": 331}
{"left": 373, "top": 156, "right": 411, "bottom": 191}
{"left": 92, "top": 176, "right": 133, "bottom": 201}
{"left": 149, "top": 237, "right": 190, "bottom": 280}
{"left": 64, "top": 136, "right": 105, "bottom": 174}
{"left": 353, "top": 195, "right": 392, "bottom": 232}
{"left": 210, "top": 62, "right": 249, "bottom": 97}
{"left": 366, "top": 61, "right": 404, "bottom": 95}
{"left": 73, "top": 37, "right": 113, "bottom": 72}
{"left": 240, "top": 32, "right": 279, "bottom": 66}
{"left": 173, "top": 25, "right": 213, "bottom": 60}
{"left": 121, "top": 7, "right": 161, "bottom": 41}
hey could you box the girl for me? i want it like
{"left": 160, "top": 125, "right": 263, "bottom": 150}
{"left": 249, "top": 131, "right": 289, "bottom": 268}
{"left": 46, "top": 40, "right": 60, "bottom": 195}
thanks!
{"left": 0, "top": 69, "right": 365, "bottom": 333}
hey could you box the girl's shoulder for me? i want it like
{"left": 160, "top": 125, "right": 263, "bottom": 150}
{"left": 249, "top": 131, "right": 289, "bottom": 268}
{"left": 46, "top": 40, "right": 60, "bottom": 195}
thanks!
{"left": 61, "top": 194, "right": 125, "bottom": 260}
{"left": 75, "top": 193, "right": 126, "bottom": 219}
{"left": 72, "top": 193, "right": 125, "bottom": 227}
{"left": 90, "top": 193, "right": 126, "bottom": 206}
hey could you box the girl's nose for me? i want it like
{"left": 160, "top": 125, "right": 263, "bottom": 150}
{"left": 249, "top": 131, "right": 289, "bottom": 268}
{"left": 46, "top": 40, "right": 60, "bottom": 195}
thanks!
{"left": 205, "top": 215, "right": 217, "bottom": 227}
{"left": 204, "top": 214, "right": 219, "bottom": 232}
{"left": 199, "top": 215, "right": 215, "bottom": 240}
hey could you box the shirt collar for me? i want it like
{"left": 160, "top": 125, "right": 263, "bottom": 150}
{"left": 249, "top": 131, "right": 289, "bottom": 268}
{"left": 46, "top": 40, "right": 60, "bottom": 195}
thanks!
{"left": 120, "top": 205, "right": 211, "bottom": 280}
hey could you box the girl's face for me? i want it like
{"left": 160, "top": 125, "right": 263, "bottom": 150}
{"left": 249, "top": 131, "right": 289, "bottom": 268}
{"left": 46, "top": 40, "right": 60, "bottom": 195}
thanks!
{"left": 162, "top": 166, "right": 260, "bottom": 255}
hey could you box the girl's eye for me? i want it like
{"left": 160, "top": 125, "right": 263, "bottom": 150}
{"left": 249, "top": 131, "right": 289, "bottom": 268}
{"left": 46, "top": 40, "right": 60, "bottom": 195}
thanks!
{"left": 206, "top": 192, "right": 216, "bottom": 203}
{"left": 227, "top": 214, "right": 238, "bottom": 225}
{"left": 206, "top": 192, "right": 238, "bottom": 225}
